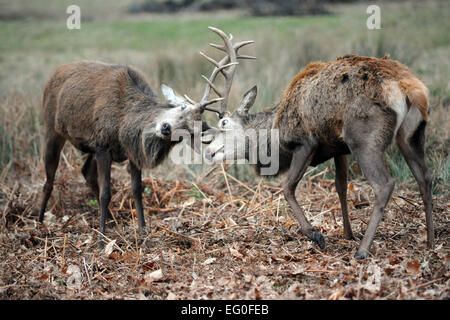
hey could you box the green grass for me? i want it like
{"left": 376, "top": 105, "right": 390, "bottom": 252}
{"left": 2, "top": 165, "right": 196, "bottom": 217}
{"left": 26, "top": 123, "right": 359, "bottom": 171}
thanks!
{"left": 0, "top": 15, "right": 340, "bottom": 53}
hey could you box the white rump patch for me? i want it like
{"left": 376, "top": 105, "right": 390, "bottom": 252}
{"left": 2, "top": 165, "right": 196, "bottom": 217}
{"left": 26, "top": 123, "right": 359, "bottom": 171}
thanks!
{"left": 382, "top": 80, "right": 408, "bottom": 139}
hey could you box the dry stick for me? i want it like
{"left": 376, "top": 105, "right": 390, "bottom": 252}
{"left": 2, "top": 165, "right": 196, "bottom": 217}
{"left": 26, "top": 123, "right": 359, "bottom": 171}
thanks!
{"left": 320, "top": 167, "right": 328, "bottom": 185}
{"left": 12, "top": 202, "right": 33, "bottom": 227}
{"left": 308, "top": 167, "right": 328, "bottom": 181}
{"left": 392, "top": 197, "right": 408, "bottom": 224}
{"left": 198, "top": 166, "right": 218, "bottom": 183}
{"left": 43, "top": 237, "right": 48, "bottom": 269}
{"left": 118, "top": 197, "right": 125, "bottom": 211}
{"left": 167, "top": 180, "right": 181, "bottom": 205}
{"left": 130, "top": 199, "right": 139, "bottom": 252}
{"left": 276, "top": 195, "right": 281, "bottom": 219}
{"left": 92, "top": 268, "right": 108, "bottom": 282}
{"left": 0, "top": 159, "right": 13, "bottom": 182}
{"left": 114, "top": 230, "right": 132, "bottom": 251}
{"left": 304, "top": 269, "right": 338, "bottom": 273}
{"left": 397, "top": 195, "right": 419, "bottom": 207}
{"left": 91, "top": 228, "right": 125, "bottom": 254}
{"left": 60, "top": 151, "right": 74, "bottom": 171}
{"left": 182, "top": 164, "right": 198, "bottom": 180}
{"left": 221, "top": 164, "right": 233, "bottom": 203}
{"left": 356, "top": 266, "right": 364, "bottom": 299}
{"left": 150, "top": 177, "right": 160, "bottom": 205}
{"left": 248, "top": 178, "right": 263, "bottom": 211}
{"left": 83, "top": 257, "right": 92, "bottom": 286}
{"left": 416, "top": 277, "right": 446, "bottom": 290}
{"left": 281, "top": 247, "right": 295, "bottom": 261}
{"left": 225, "top": 172, "right": 265, "bottom": 202}
{"left": 312, "top": 207, "right": 335, "bottom": 219}
{"left": 61, "top": 234, "right": 67, "bottom": 268}
{"left": 160, "top": 180, "right": 180, "bottom": 206}
{"left": 51, "top": 240, "right": 58, "bottom": 258}
{"left": 191, "top": 182, "right": 212, "bottom": 204}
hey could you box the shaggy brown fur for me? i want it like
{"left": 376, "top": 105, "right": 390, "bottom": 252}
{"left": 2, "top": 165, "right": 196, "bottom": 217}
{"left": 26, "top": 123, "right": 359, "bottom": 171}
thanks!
{"left": 44, "top": 61, "right": 197, "bottom": 168}
{"left": 205, "top": 54, "right": 433, "bottom": 258}
{"left": 275, "top": 55, "right": 429, "bottom": 147}
{"left": 39, "top": 61, "right": 202, "bottom": 239}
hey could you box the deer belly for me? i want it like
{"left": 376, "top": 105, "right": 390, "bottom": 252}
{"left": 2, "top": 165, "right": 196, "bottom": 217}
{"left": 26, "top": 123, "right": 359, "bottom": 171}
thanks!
{"left": 310, "top": 142, "right": 350, "bottom": 166}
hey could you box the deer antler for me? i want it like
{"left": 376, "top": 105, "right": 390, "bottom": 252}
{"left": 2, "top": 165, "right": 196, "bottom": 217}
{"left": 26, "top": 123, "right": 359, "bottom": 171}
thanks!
{"left": 188, "top": 26, "right": 255, "bottom": 118}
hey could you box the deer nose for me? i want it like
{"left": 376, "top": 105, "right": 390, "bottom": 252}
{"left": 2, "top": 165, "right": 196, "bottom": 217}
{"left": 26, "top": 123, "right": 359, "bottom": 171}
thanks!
{"left": 160, "top": 123, "right": 171, "bottom": 136}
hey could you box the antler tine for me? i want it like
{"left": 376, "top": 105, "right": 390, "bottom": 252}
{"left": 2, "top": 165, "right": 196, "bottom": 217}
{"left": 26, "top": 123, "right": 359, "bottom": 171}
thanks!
{"left": 183, "top": 94, "right": 196, "bottom": 105}
{"left": 193, "top": 26, "right": 255, "bottom": 117}
{"left": 237, "top": 55, "right": 257, "bottom": 60}
{"left": 200, "top": 97, "right": 224, "bottom": 116}
{"left": 234, "top": 40, "right": 255, "bottom": 50}
{"left": 209, "top": 43, "right": 226, "bottom": 52}
{"left": 201, "top": 75, "right": 222, "bottom": 97}
{"left": 207, "top": 27, "right": 239, "bottom": 114}
{"left": 199, "top": 51, "right": 220, "bottom": 67}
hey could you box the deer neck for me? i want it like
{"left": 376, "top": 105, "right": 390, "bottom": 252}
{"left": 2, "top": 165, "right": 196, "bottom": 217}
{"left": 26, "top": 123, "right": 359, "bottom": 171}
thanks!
{"left": 245, "top": 105, "right": 293, "bottom": 176}
{"left": 119, "top": 99, "right": 174, "bottom": 169}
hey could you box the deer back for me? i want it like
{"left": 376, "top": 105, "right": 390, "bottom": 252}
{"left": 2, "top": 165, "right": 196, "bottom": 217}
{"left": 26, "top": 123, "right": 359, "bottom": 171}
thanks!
{"left": 274, "top": 55, "right": 429, "bottom": 148}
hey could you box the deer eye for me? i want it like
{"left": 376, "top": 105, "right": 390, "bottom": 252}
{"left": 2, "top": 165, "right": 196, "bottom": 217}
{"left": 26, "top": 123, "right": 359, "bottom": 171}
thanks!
{"left": 180, "top": 105, "right": 186, "bottom": 111}
{"left": 221, "top": 119, "right": 228, "bottom": 127}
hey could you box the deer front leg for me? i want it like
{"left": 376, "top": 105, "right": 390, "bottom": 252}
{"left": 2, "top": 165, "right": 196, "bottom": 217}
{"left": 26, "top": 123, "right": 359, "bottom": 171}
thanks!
{"left": 81, "top": 153, "right": 99, "bottom": 199}
{"left": 95, "top": 147, "right": 112, "bottom": 247}
{"left": 38, "top": 134, "right": 66, "bottom": 222}
{"left": 282, "top": 140, "right": 325, "bottom": 249}
{"left": 334, "top": 155, "right": 354, "bottom": 240}
{"left": 129, "top": 161, "right": 147, "bottom": 235}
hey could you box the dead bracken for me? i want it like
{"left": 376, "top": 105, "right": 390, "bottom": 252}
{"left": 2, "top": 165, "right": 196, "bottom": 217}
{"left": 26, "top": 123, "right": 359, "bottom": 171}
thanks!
{"left": 0, "top": 162, "right": 448, "bottom": 299}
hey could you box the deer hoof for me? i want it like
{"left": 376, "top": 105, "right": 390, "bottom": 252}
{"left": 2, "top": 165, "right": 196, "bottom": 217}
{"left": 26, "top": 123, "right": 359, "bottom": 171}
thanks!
{"left": 97, "top": 238, "right": 106, "bottom": 250}
{"left": 355, "top": 251, "right": 367, "bottom": 259}
{"left": 313, "top": 232, "right": 326, "bottom": 250}
{"left": 138, "top": 227, "right": 148, "bottom": 236}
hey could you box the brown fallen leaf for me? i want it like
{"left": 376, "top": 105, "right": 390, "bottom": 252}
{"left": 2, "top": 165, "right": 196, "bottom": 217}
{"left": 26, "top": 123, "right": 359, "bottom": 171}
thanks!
{"left": 406, "top": 260, "right": 421, "bottom": 275}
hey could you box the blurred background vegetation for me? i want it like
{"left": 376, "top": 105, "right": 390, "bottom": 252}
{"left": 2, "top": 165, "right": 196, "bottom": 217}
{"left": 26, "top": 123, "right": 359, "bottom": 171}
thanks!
{"left": 0, "top": 0, "right": 448, "bottom": 196}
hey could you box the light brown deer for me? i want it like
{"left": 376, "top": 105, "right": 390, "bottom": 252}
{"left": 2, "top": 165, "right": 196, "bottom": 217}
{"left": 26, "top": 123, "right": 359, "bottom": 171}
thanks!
{"left": 38, "top": 27, "right": 254, "bottom": 243}
{"left": 203, "top": 54, "right": 433, "bottom": 258}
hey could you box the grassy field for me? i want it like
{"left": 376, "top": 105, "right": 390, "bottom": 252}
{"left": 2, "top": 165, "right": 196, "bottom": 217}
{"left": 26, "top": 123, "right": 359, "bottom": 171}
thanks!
{"left": 0, "top": 0, "right": 448, "bottom": 300}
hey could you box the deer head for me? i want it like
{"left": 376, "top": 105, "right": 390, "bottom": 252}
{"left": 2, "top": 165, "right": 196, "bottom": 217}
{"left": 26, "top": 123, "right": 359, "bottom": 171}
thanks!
{"left": 202, "top": 85, "right": 260, "bottom": 162}
{"left": 154, "top": 26, "right": 254, "bottom": 142}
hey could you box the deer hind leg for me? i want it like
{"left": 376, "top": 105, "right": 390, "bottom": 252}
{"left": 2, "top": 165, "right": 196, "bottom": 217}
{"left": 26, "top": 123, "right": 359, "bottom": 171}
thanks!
{"left": 334, "top": 155, "right": 354, "bottom": 240}
{"left": 38, "top": 133, "right": 66, "bottom": 222}
{"left": 353, "top": 150, "right": 395, "bottom": 259}
{"left": 396, "top": 120, "right": 434, "bottom": 249}
{"left": 282, "top": 139, "right": 326, "bottom": 249}
{"left": 81, "top": 153, "right": 99, "bottom": 199}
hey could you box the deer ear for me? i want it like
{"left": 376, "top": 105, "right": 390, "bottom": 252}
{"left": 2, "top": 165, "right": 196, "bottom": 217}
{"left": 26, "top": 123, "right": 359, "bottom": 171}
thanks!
{"left": 237, "top": 85, "right": 257, "bottom": 115}
{"left": 161, "top": 84, "right": 185, "bottom": 105}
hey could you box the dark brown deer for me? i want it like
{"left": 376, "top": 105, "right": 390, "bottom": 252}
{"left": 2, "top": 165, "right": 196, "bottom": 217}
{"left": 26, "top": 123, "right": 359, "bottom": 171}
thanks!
{"left": 38, "top": 27, "right": 254, "bottom": 242}
{"left": 203, "top": 54, "right": 433, "bottom": 259}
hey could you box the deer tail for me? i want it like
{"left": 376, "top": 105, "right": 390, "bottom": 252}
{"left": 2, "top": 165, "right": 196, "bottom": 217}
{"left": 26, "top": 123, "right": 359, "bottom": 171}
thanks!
{"left": 399, "top": 78, "right": 429, "bottom": 121}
